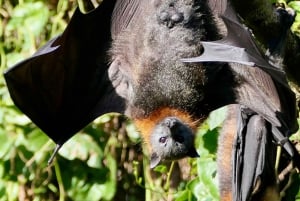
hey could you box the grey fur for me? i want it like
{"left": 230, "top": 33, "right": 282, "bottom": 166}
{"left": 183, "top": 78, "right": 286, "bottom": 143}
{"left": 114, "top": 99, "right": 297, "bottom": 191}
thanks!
{"left": 110, "top": 0, "right": 222, "bottom": 118}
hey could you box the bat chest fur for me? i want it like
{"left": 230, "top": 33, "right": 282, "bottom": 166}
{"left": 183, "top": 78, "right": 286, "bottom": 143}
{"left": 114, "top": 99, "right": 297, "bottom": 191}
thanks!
{"left": 111, "top": 0, "right": 220, "bottom": 118}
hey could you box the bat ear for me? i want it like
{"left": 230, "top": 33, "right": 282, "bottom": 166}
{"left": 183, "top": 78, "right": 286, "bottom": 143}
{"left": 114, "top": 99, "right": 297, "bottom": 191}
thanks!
{"left": 187, "top": 147, "right": 200, "bottom": 158}
{"left": 108, "top": 57, "right": 134, "bottom": 101}
{"left": 150, "top": 152, "right": 162, "bottom": 169}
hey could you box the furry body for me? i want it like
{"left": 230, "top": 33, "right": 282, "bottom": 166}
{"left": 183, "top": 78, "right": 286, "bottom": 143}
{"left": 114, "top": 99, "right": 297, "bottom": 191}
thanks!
{"left": 110, "top": 0, "right": 235, "bottom": 142}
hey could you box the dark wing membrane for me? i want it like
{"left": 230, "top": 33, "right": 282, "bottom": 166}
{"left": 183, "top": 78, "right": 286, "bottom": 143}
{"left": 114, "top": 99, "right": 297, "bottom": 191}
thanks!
{"left": 181, "top": 1, "right": 291, "bottom": 89}
{"left": 233, "top": 106, "right": 277, "bottom": 201}
{"left": 232, "top": 61, "right": 298, "bottom": 157}
{"left": 4, "top": 0, "right": 123, "bottom": 145}
{"left": 183, "top": 1, "right": 299, "bottom": 200}
{"left": 182, "top": 0, "right": 298, "bottom": 135}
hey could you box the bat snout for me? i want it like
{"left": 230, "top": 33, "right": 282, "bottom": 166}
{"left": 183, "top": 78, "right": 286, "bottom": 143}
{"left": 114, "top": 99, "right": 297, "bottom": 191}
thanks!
{"left": 162, "top": 116, "right": 179, "bottom": 128}
{"left": 159, "top": 117, "right": 190, "bottom": 144}
{"left": 162, "top": 117, "right": 192, "bottom": 144}
{"left": 149, "top": 116, "right": 199, "bottom": 168}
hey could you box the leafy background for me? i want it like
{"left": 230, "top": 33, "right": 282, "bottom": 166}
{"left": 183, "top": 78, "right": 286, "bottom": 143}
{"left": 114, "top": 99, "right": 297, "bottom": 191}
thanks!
{"left": 0, "top": 0, "right": 300, "bottom": 201}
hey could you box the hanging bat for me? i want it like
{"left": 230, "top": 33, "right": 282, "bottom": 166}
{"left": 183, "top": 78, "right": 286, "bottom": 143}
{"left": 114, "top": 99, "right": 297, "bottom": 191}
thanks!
{"left": 3, "top": 0, "right": 299, "bottom": 200}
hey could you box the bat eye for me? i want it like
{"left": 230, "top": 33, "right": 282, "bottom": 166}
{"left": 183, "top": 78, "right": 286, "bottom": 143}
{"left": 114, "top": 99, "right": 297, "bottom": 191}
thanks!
{"left": 159, "top": 137, "right": 167, "bottom": 143}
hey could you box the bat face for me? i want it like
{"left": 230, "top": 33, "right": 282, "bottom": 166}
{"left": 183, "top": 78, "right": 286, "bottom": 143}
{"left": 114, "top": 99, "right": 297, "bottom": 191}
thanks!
{"left": 133, "top": 107, "right": 203, "bottom": 168}
{"left": 149, "top": 116, "right": 199, "bottom": 168}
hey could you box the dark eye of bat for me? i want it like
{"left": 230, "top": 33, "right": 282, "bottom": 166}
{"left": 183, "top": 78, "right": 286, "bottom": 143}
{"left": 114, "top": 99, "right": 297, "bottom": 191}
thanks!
{"left": 159, "top": 137, "right": 167, "bottom": 143}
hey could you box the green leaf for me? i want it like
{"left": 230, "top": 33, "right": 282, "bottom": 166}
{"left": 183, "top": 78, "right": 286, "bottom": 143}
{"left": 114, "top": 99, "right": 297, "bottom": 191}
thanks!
{"left": 87, "top": 151, "right": 103, "bottom": 169}
{"left": 126, "top": 123, "right": 141, "bottom": 143}
{"left": 0, "top": 128, "right": 14, "bottom": 160}
{"left": 207, "top": 107, "right": 226, "bottom": 130}
{"left": 25, "top": 129, "right": 49, "bottom": 152}
{"left": 101, "top": 154, "right": 117, "bottom": 200}
{"left": 288, "top": 1, "right": 300, "bottom": 13}
{"left": 175, "top": 190, "right": 190, "bottom": 201}
{"left": 59, "top": 133, "right": 103, "bottom": 167}
{"left": 8, "top": 2, "right": 49, "bottom": 36}
{"left": 0, "top": 179, "right": 7, "bottom": 201}
{"left": 6, "top": 181, "right": 19, "bottom": 201}
{"left": 187, "top": 177, "right": 200, "bottom": 191}
{"left": 197, "top": 158, "right": 219, "bottom": 200}
{"left": 4, "top": 112, "right": 31, "bottom": 126}
{"left": 202, "top": 128, "right": 219, "bottom": 154}
{"left": 153, "top": 165, "right": 168, "bottom": 174}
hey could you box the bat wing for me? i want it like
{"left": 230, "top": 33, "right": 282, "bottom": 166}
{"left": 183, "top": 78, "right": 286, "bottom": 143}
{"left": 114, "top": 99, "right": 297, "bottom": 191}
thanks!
{"left": 182, "top": 0, "right": 298, "bottom": 150}
{"left": 182, "top": 1, "right": 299, "bottom": 200}
{"left": 110, "top": 0, "right": 143, "bottom": 39}
{"left": 4, "top": 0, "right": 124, "bottom": 147}
{"left": 181, "top": 1, "right": 290, "bottom": 89}
{"left": 233, "top": 106, "right": 278, "bottom": 201}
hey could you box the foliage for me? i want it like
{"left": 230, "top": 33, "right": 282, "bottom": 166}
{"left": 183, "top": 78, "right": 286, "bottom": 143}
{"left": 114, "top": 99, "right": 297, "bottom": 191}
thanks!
{"left": 279, "top": 0, "right": 300, "bottom": 36}
{"left": 0, "top": 0, "right": 300, "bottom": 201}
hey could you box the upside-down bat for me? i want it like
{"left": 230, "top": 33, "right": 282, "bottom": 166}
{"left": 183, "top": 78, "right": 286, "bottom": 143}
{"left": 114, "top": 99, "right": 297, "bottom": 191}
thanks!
{"left": 3, "top": 0, "right": 299, "bottom": 200}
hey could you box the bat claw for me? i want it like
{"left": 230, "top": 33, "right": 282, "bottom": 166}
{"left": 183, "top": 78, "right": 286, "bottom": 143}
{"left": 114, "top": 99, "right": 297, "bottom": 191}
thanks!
{"left": 157, "top": 2, "right": 184, "bottom": 28}
{"left": 274, "top": 3, "right": 296, "bottom": 28}
{"left": 47, "top": 143, "right": 62, "bottom": 166}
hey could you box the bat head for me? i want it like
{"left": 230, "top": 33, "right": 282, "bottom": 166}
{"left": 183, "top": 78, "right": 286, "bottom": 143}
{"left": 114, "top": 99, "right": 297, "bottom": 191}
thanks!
{"left": 149, "top": 116, "right": 199, "bottom": 168}
{"left": 133, "top": 107, "right": 201, "bottom": 168}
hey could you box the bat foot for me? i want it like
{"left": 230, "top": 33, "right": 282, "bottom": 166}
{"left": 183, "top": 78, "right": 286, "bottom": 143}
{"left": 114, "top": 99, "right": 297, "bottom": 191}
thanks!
{"left": 274, "top": 4, "right": 296, "bottom": 30}
{"left": 157, "top": 2, "right": 184, "bottom": 28}
{"left": 267, "top": 4, "right": 296, "bottom": 66}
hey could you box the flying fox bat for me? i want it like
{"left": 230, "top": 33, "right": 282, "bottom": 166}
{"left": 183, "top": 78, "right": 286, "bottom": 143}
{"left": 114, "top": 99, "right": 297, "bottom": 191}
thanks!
{"left": 3, "top": 0, "right": 299, "bottom": 200}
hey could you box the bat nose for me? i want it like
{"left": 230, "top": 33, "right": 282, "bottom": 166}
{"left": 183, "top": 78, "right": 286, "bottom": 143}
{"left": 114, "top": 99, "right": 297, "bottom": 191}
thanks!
{"left": 163, "top": 117, "right": 179, "bottom": 128}
{"left": 162, "top": 117, "right": 187, "bottom": 143}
